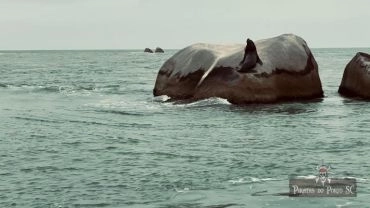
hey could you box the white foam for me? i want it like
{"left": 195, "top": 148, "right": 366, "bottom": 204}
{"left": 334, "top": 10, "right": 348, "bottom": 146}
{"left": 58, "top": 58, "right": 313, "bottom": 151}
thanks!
{"left": 184, "top": 97, "right": 230, "bottom": 107}
{"left": 152, "top": 95, "right": 171, "bottom": 102}
{"left": 229, "top": 177, "right": 280, "bottom": 184}
{"left": 174, "top": 187, "right": 190, "bottom": 193}
{"left": 336, "top": 202, "right": 353, "bottom": 208}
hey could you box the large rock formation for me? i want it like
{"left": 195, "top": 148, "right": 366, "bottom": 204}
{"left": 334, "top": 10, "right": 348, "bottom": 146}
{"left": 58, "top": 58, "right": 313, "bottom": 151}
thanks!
{"left": 153, "top": 34, "right": 323, "bottom": 104}
{"left": 155, "top": 47, "right": 164, "bottom": 53}
{"left": 339, "top": 52, "right": 370, "bottom": 99}
{"left": 144, "top": 48, "right": 153, "bottom": 53}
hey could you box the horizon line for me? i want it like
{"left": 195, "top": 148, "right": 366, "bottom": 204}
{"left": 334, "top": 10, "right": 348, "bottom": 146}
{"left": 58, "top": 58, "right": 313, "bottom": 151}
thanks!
{"left": 1, "top": 47, "right": 370, "bottom": 51}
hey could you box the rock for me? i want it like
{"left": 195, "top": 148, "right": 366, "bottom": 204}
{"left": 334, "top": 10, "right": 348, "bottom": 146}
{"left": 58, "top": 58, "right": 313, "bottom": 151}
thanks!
{"left": 144, "top": 48, "right": 153, "bottom": 53}
{"left": 155, "top": 47, "right": 164, "bottom": 53}
{"left": 153, "top": 34, "right": 323, "bottom": 104}
{"left": 338, "top": 52, "right": 370, "bottom": 99}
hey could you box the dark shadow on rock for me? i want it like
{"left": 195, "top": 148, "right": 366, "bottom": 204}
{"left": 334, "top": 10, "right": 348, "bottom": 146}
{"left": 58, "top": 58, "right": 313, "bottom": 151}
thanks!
{"left": 155, "top": 47, "right": 164, "bottom": 53}
{"left": 144, "top": 48, "right": 153, "bottom": 53}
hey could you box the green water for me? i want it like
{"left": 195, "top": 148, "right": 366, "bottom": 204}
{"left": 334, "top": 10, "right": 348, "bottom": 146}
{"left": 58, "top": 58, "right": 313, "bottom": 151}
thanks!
{"left": 1, "top": 49, "right": 370, "bottom": 207}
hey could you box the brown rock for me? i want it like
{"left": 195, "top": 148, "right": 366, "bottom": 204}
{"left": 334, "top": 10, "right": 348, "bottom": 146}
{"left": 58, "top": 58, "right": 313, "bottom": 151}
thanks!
{"left": 339, "top": 52, "right": 370, "bottom": 99}
{"left": 153, "top": 34, "right": 323, "bottom": 104}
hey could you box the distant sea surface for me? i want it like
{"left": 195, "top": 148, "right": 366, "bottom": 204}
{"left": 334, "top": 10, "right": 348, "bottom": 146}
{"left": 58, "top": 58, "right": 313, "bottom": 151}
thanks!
{"left": 1, "top": 48, "right": 370, "bottom": 207}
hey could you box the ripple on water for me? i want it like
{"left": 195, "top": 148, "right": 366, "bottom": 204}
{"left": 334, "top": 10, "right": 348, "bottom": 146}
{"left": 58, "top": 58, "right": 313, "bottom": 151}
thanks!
{"left": 2, "top": 49, "right": 370, "bottom": 207}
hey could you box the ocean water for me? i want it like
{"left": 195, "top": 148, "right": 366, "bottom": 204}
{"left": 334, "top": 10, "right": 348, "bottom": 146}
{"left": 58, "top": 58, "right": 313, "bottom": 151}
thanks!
{"left": 1, "top": 48, "right": 370, "bottom": 208}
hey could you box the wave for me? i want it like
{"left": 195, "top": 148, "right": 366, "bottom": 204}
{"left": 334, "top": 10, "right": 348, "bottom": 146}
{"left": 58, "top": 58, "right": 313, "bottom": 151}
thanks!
{"left": 228, "top": 175, "right": 370, "bottom": 186}
{"left": 94, "top": 109, "right": 147, "bottom": 116}
{"left": 152, "top": 95, "right": 171, "bottom": 102}
{"left": 0, "top": 84, "right": 128, "bottom": 95}
{"left": 13, "top": 115, "right": 153, "bottom": 129}
{"left": 228, "top": 177, "right": 282, "bottom": 185}
{"left": 155, "top": 97, "right": 231, "bottom": 107}
{"left": 2, "top": 84, "right": 94, "bottom": 92}
{"left": 292, "top": 175, "right": 369, "bottom": 181}
{"left": 184, "top": 97, "right": 230, "bottom": 106}
{"left": 13, "top": 116, "right": 63, "bottom": 124}
{"left": 0, "top": 83, "right": 155, "bottom": 96}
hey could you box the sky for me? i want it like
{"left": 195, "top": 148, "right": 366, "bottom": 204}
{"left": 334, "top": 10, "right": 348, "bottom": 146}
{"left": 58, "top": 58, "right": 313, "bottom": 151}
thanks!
{"left": 0, "top": 0, "right": 369, "bottom": 50}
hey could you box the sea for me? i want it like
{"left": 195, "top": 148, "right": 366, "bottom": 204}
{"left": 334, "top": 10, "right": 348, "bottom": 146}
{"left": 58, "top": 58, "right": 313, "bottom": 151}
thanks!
{"left": 1, "top": 48, "right": 370, "bottom": 208}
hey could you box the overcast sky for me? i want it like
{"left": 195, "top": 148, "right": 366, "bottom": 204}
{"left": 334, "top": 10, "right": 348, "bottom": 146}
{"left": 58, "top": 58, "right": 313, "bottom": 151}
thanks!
{"left": 0, "top": 0, "right": 369, "bottom": 50}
